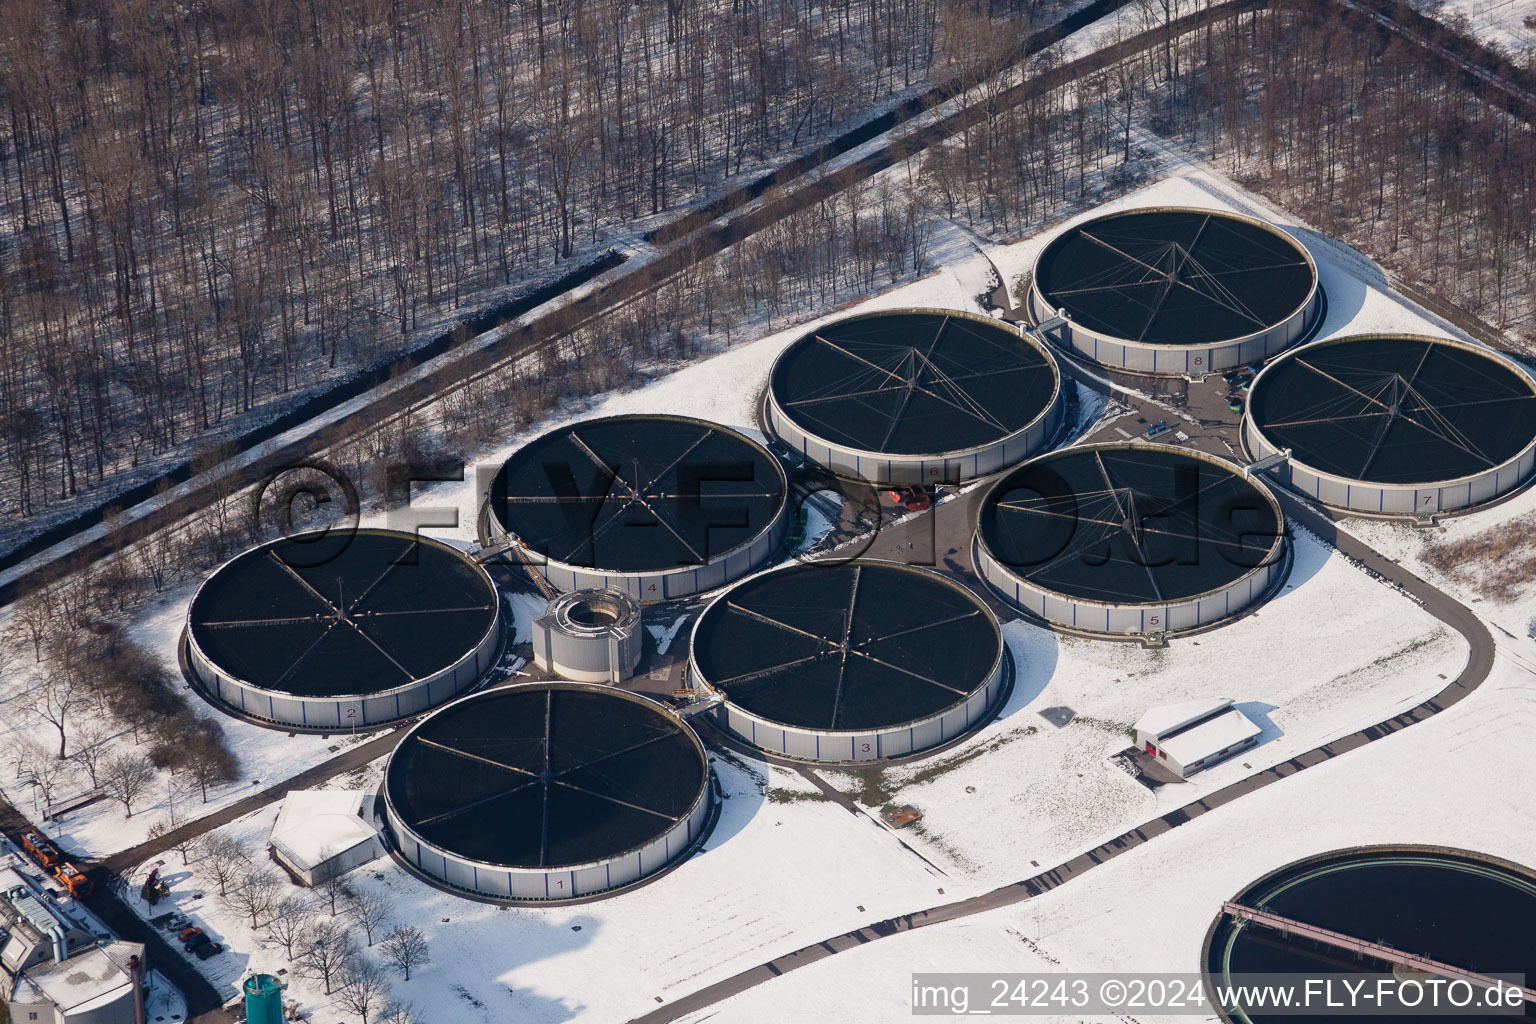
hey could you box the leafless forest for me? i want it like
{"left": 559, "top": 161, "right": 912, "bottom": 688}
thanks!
{"left": 0, "top": 0, "right": 1045, "bottom": 533}
{"left": 2, "top": 0, "right": 1535, "bottom": 555}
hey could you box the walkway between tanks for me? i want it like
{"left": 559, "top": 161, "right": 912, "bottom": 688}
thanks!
{"left": 626, "top": 463, "right": 1497, "bottom": 1024}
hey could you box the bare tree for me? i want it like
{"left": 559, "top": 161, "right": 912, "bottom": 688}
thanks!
{"left": 19, "top": 738, "right": 77, "bottom": 806}
{"left": 315, "top": 868, "right": 355, "bottom": 917}
{"left": 380, "top": 924, "right": 431, "bottom": 981}
{"left": 264, "top": 895, "right": 316, "bottom": 959}
{"left": 343, "top": 886, "right": 392, "bottom": 946}
{"left": 223, "top": 868, "right": 284, "bottom": 929}
{"left": 175, "top": 728, "right": 236, "bottom": 803}
{"left": 70, "top": 721, "right": 112, "bottom": 787}
{"left": 22, "top": 667, "right": 87, "bottom": 759}
{"left": 100, "top": 751, "right": 156, "bottom": 817}
{"left": 10, "top": 590, "right": 57, "bottom": 663}
{"left": 296, "top": 917, "right": 357, "bottom": 996}
{"left": 335, "top": 957, "right": 391, "bottom": 1024}
{"left": 376, "top": 1002, "right": 425, "bottom": 1024}
{"left": 203, "top": 834, "right": 251, "bottom": 897}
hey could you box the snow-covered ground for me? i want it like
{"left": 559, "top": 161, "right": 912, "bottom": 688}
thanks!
{"left": 1439, "top": 0, "right": 1536, "bottom": 52}
{"left": 809, "top": 526, "right": 1466, "bottom": 891}
{"left": 1340, "top": 483, "right": 1536, "bottom": 642}
{"left": 0, "top": 583, "right": 354, "bottom": 858}
{"left": 6, "top": 148, "right": 1528, "bottom": 1024}
{"left": 120, "top": 753, "right": 949, "bottom": 1024}
{"left": 682, "top": 645, "right": 1536, "bottom": 1024}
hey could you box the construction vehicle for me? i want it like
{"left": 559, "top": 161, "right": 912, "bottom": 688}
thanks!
{"left": 52, "top": 861, "right": 92, "bottom": 898}
{"left": 882, "top": 485, "right": 932, "bottom": 512}
{"left": 21, "top": 831, "right": 62, "bottom": 868}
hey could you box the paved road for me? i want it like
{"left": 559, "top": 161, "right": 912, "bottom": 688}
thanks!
{"left": 0, "top": 790, "right": 228, "bottom": 1021}
{"left": 8, "top": 0, "right": 1531, "bottom": 610}
{"left": 625, "top": 352, "right": 1499, "bottom": 1024}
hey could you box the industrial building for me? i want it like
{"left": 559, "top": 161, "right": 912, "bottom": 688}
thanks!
{"left": 1133, "top": 697, "right": 1261, "bottom": 778}
{"left": 384, "top": 682, "right": 714, "bottom": 901}
{"left": 1, "top": 865, "right": 146, "bottom": 1024}
{"left": 688, "top": 561, "right": 1006, "bottom": 761}
{"left": 531, "top": 588, "right": 644, "bottom": 683}
{"left": 485, "top": 415, "right": 789, "bottom": 602}
{"left": 1027, "top": 208, "right": 1320, "bottom": 376}
{"left": 185, "top": 529, "right": 502, "bottom": 730}
{"left": 268, "top": 790, "right": 386, "bottom": 886}
{"left": 1243, "top": 333, "right": 1536, "bottom": 516}
{"left": 974, "top": 444, "right": 1289, "bottom": 636}
{"left": 764, "top": 308, "right": 1063, "bottom": 485}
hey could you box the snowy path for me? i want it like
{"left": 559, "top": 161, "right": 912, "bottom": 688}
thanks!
{"left": 628, "top": 496, "right": 1497, "bottom": 1024}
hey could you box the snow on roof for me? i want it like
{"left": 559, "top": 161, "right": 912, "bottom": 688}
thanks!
{"left": 13, "top": 940, "right": 142, "bottom": 1013}
{"left": 1159, "top": 708, "right": 1262, "bottom": 767}
{"left": 269, "top": 790, "right": 379, "bottom": 872}
{"left": 1133, "top": 697, "right": 1235, "bottom": 739}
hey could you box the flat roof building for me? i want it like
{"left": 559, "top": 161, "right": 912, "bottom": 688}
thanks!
{"left": 269, "top": 790, "right": 385, "bottom": 887}
{"left": 1133, "top": 697, "right": 1261, "bottom": 778}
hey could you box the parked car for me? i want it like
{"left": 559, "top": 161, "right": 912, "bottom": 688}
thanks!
{"left": 194, "top": 940, "right": 225, "bottom": 960}
{"left": 177, "top": 926, "right": 203, "bottom": 944}
{"left": 185, "top": 932, "right": 216, "bottom": 954}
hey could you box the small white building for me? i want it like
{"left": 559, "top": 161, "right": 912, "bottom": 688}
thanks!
{"left": 1133, "top": 698, "right": 1262, "bottom": 778}
{"left": 269, "top": 791, "right": 385, "bottom": 886}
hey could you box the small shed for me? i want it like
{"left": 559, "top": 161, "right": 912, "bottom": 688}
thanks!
{"left": 1133, "top": 697, "right": 1261, "bottom": 778}
{"left": 269, "top": 791, "right": 384, "bottom": 886}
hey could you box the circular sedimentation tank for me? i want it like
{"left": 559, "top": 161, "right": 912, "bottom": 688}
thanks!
{"left": 688, "top": 561, "right": 1006, "bottom": 762}
{"left": 185, "top": 529, "right": 501, "bottom": 729}
{"left": 1205, "top": 847, "right": 1536, "bottom": 1024}
{"left": 1243, "top": 333, "right": 1536, "bottom": 516}
{"left": 531, "top": 588, "right": 644, "bottom": 683}
{"left": 384, "top": 682, "right": 713, "bottom": 901}
{"left": 974, "top": 443, "right": 1288, "bottom": 636}
{"left": 764, "top": 308, "right": 1063, "bottom": 485}
{"left": 1027, "top": 207, "right": 1320, "bottom": 376}
{"left": 485, "top": 415, "right": 789, "bottom": 602}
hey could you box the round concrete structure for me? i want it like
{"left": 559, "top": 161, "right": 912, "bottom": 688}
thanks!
{"left": 185, "top": 529, "right": 501, "bottom": 729}
{"left": 531, "top": 588, "right": 643, "bottom": 683}
{"left": 1027, "top": 208, "right": 1320, "bottom": 377}
{"left": 384, "top": 682, "right": 713, "bottom": 901}
{"left": 1243, "top": 333, "right": 1536, "bottom": 517}
{"left": 688, "top": 561, "right": 1006, "bottom": 762}
{"left": 485, "top": 415, "right": 789, "bottom": 602}
{"left": 764, "top": 308, "right": 1063, "bottom": 485}
{"left": 975, "top": 444, "right": 1288, "bottom": 637}
{"left": 1204, "top": 846, "right": 1536, "bottom": 1024}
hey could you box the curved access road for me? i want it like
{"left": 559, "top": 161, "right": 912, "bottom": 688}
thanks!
{"left": 626, "top": 495, "right": 1495, "bottom": 1024}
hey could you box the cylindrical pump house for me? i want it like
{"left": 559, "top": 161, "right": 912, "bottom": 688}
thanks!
{"left": 531, "top": 588, "right": 643, "bottom": 683}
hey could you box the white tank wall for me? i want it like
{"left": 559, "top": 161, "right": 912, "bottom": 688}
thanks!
{"left": 533, "top": 624, "right": 643, "bottom": 683}
{"left": 187, "top": 609, "right": 500, "bottom": 729}
{"left": 1027, "top": 283, "right": 1320, "bottom": 378}
{"left": 974, "top": 534, "right": 1287, "bottom": 637}
{"left": 765, "top": 375, "right": 1065, "bottom": 486}
{"left": 1243, "top": 413, "right": 1536, "bottom": 517}
{"left": 385, "top": 771, "right": 712, "bottom": 900}
{"left": 488, "top": 498, "right": 789, "bottom": 603}
{"left": 700, "top": 664, "right": 1004, "bottom": 762}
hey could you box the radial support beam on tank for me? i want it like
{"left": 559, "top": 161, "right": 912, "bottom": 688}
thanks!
{"left": 1221, "top": 902, "right": 1536, "bottom": 1003}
